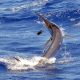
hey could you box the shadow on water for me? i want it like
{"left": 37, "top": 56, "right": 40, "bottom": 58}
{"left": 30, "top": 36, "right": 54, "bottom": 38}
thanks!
{"left": 0, "top": 63, "right": 7, "bottom": 72}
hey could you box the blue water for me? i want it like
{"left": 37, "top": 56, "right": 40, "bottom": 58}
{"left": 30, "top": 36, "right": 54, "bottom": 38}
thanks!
{"left": 0, "top": 0, "right": 80, "bottom": 80}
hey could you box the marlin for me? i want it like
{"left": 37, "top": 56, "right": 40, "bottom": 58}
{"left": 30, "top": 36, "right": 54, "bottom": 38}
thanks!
{"left": 37, "top": 14, "right": 63, "bottom": 65}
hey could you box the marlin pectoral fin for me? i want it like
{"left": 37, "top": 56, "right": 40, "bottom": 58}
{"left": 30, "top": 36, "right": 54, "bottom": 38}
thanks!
{"left": 43, "top": 37, "right": 52, "bottom": 53}
{"left": 44, "top": 37, "right": 52, "bottom": 47}
{"left": 38, "top": 14, "right": 63, "bottom": 59}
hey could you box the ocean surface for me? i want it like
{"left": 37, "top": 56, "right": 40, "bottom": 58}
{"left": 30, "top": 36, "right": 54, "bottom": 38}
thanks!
{"left": 0, "top": 0, "right": 80, "bottom": 80}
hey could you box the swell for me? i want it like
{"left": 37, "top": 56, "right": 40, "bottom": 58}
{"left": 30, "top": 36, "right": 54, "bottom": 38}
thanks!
{"left": 0, "top": 9, "right": 79, "bottom": 23}
{"left": 0, "top": 16, "right": 37, "bottom": 23}
{"left": 0, "top": 0, "right": 49, "bottom": 14}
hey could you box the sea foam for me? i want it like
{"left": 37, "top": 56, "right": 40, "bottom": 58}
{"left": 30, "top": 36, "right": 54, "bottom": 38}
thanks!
{"left": 0, "top": 56, "right": 56, "bottom": 70}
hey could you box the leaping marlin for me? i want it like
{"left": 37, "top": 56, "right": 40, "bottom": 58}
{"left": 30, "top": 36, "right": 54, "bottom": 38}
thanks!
{"left": 12, "top": 14, "right": 63, "bottom": 66}
{"left": 36, "top": 14, "right": 63, "bottom": 65}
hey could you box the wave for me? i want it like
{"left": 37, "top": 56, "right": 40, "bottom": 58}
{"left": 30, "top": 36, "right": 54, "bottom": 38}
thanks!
{"left": 74, "top": 21, "right": 80, "bottom": 27}
{"left": 0, "top": 9, "right": 79, "bottom": 24}
{"left": 0, "top": 56, "right": 56, "bottom": 71}
{"left": 0, "top": 0, "right": 49, "bottom": 14}
{"left": 0, "top": 15, "right": 37, "bottom": 23}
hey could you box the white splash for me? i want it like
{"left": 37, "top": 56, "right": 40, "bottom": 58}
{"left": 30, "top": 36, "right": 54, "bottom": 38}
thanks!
{"left": 0, "top": 56, "right": 56, "bottom": 70}
{"left": 58, "top": 52, "right": 72, "bottom": 64}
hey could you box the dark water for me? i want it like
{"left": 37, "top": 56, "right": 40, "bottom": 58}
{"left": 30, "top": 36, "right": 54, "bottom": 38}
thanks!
{"left": 0, "top": 0, "right": 80, "bottom": 80}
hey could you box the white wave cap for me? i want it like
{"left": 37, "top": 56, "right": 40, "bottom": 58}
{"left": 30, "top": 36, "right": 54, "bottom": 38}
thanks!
{"left": 12, "top": 0, "right": 49, "bottom": 12}
{"left": 0, "top": 56, "right": 56, "bottom": 70}
{"left": 0, "top": 0, "right": 49, "bottom": 13}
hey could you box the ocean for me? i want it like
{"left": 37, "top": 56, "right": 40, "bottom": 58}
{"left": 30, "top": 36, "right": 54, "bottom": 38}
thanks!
{"left": 0, "top": 0, "right": 80, "bottom": 80}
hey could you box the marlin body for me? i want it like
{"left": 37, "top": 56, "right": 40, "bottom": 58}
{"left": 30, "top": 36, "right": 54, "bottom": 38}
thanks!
{"left": 37, "top": 15, "right": 63, "bottom": 65}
